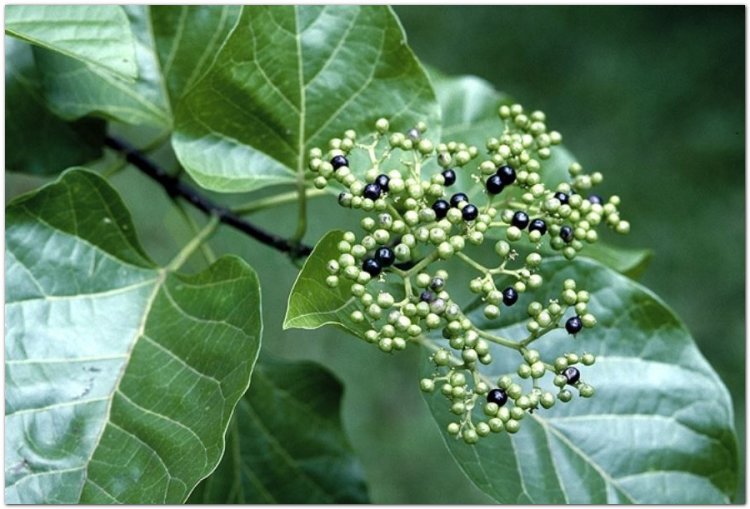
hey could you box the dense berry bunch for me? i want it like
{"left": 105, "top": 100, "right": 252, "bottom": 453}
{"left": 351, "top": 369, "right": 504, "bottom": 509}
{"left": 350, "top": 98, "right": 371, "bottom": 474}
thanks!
{"left": 307, "top": 104, "right": 628, "bottom": 444}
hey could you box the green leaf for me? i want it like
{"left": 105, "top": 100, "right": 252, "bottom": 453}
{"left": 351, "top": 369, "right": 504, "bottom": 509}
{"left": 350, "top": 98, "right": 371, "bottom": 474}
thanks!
{"left": 283, "top": 230, "right": 369, "bottom": 337}
{"left": 33, "top": 6, "right": 171, "bottom": 129}
{"left": 577, "top": 241, "right": 652, "bottom": 279}
{"left": 172, "top": 5, "right": 440, "bottom": 192}
{"left": 5, "top": 37, "right": 105, "bottom": 175}
{"left": 189, "top": 357, "right": 369, "bottom": 503}
{"left": 421, "top": 257, "right": 738, "bottom": 503}
{"left": 5, "top": 5, "right": 137, "bottom": 80}
{"left": 5, "top": 169, "right": 262, "bottom": 503}
{"left": 150, "top": 6, "right": 241, "bottom": 106}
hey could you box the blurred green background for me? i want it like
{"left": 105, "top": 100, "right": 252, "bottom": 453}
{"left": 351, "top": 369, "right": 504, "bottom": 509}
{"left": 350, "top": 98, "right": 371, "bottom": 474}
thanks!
{"left": 6, "top": 5, "right": 744, "bottom": 504}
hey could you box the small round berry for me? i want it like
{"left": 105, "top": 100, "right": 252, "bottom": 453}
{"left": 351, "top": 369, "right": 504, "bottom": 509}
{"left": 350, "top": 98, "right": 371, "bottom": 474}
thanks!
{"left": 330, "top": 155, "right": 348, "bottom": 170}
{"left": 579, "top": 383, "right": 595, "bottom": 398}
{"left": 361, "top": 258, "right": 381, "bottom": 276}
{"left": 565, "top": 316, "right": 583, "bottom": 334}
{"left": 528, "top": 218, "right": 547, "bottom": 235}
{"left": 450, "top": 192, "right": 469, "bottom": 208}
{"left": 511, "top": 211, "right": 530, "bottom": 229}
{"left": 560, "top": 225, "right": 574, "bottom": 243}
{"left": 563, "top": 366, "right": 581, "bottom": 385}
{"left": 485, "top": 174, "right": 504, "bottom": 194}
{"left": 462, "top": 204, "right": 479, "bottom": 221}
{"left": 432, "top": 199, "right": 450, "bottom": 219}
{"left": 375, "top": 174, "right": 390, "bottom": 191}
{"left": 419, "top": 379, "right": 435, "bottom": 392}
{"left": 420, "top": 291, "right": 435, "bottom": 303}
{"left": 588, "top": 194, "right": 603, "bottom": 205}
{"left": 505, "top": 419, "right": 520, "bottom": 434}
{"left": 441, "top": 169, "right": 457, "bottom": 186}
{"left": 502, "top": 287, "right": 518, "bottom": 306}
{"left": 581, "top": 353, "right": 596, "bottom": 366}
{"left": 375, "top": 247, "right": 395, "bottom": 267}
{"left": 554, "top": 191, "right": 569, "bottom": 205}
{"left": 363, "top": 183, "right": 381, "bottom": 200}
{"left": 486, "top": 388, "right": 508, "bottom": 407}
{"left": 496, "top": 165, "right": 516, "bottom": 185}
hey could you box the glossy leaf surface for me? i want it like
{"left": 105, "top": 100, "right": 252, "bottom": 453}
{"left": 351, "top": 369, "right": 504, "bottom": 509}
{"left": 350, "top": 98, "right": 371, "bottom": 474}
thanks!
{"left": 5, "top": 37, "right": 105, "bottom": 175}
{"left": 421, "top": 258, "right": 737, "bottom": 503}
{"left": 5, "top": 5, "right": 137, "bottom": 79}
{"left": 5, "top": 169, "right": 262, "bottom": 503}
{"left": 32, "top": 6, "right": 171, "bottom": 128}
{"left": 173, "top": 5, "right": 440, "bottom": 192}
{"left": 284, "top": 230, "right": 369, "bottom": 337}
{"left": 189, "top": 357, "right": 368, "bottom": 503}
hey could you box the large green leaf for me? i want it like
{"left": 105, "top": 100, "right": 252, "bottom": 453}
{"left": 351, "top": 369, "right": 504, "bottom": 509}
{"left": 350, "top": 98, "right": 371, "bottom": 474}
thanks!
{"left": 172, "top": 5, "right": 440, "bottom": 193}
{"left": 32, "top": 6, "right": 171, "bottom": 129}
{"left": 150, "top": 6, "right": 241, "bottom": 105}
{"left": 283, "top": 230, "right": 368, "bottom": 337}
{"left": 5, "top": 5, "right": 137, "bottom": 80}
{"left": 5, "top": 37, "right": 105, "bottom": 175}
{"left": 5, "top": 169, "right": 262, "bottom": 503}
{"left": 189, "top": 357, "right": 369, "bottom": 503}
{"left": 421, "top": 257, "right": 738, "bottom": 503}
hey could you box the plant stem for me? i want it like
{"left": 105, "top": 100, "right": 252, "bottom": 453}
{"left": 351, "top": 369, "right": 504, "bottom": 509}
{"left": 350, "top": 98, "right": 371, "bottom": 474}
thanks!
{"left": 104, "top": 135, "right": 312, "bottom": 258}
{"left": 167, "top": 215, "right": 220, "bottom": 271}
{"left": 407, "top": 250, "right": 440, "bottom": 276}
{"left": 292, "top": 171, "right": 308, "bottom": 243}
{"left": 473, "top": 327, "right": 522, "bottom": 350}
{"left": 455, "top": 251, "right": 490, "bottom": 274}
{"left": 173, "top": 199, "right": 216, "bottom": 265}
{"left": 232, "top": 188, "right": 327, "bottom": 215}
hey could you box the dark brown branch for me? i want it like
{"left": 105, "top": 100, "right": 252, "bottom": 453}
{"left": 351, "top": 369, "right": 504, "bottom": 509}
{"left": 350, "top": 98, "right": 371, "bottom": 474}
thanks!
{"left": 104, "top": 135, "right": 312, "bottom": 258}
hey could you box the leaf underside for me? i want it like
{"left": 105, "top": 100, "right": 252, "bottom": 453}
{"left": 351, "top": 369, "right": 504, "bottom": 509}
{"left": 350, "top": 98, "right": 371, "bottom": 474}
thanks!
{"left": 5, "top": 169, "right": 262, "bottom": 503}
{"left": 421, "top": 258, "right": 737, "bottom": 504}
{"left": 189, "top": 357, "right": 369, "bottom": 504}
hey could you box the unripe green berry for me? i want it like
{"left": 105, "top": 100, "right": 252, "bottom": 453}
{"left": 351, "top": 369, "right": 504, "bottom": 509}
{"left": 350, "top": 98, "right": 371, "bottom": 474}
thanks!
{"left": 420, "top": 378, "right": 435, "bottom": 392}
{"left": 579, "top": 384, "right": 595, "bottom": 398}
{"left": 530, "top": 361, "right": 546, "bottom": 379}
{"left": 451, "top": 402, "right": 465, "bottom": 415}
{"left": 498, "top": 375, "right": 512, "bottom": 389}
{"left": 438, "top": 241, "right": 455, "bottom": 259}
{"left": 553, "top": 374, "right": 568, "bottom": 387}
{"left": 581, "top": 313, "right": 597, "bottom": 328}
{"left": 507, "top": 383, "right": 523, "bottom": 399}
{"left": 505, "top": 419, "right": 521, "bottom": 434}
{"left": 506, "top": 226, "right": 522, "bottom": 241}
{"left": 378, "top": 337, "right": 393, "bottom": 352}
{"left": 558, "top": 390, "right": 573, "bottom": 402}
{"left": 462, "top": 348, "right": 478, "bottom": 363}
{"left": 463, "top": 429, "right": 479, "bottom": 444}
{"left": 447, "top": 422, "right": 460, "bottom": 435}
{"left": 581, "top": 353, "right": 596, "bottom": 366}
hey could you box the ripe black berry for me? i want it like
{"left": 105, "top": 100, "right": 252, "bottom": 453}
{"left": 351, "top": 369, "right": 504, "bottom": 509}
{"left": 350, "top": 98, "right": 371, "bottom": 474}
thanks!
{"left": 554, "top": 192, "right": 569, "bottom": 205}
{"left": 432, "top": 199, "right": 450, "bottom": 219}
{"left": 528, "top": 218, "right": 547, "bottom": 235}
{"left": 462, "top": 204, "right": 479, "bottom": 221}
{"left": 441, "top": 169, "right": 456, "bottom": 186}
{"left": 375, "top": 247, "right": 395, "bottom": 267}
{"left": 511, "top": 211, "right": 530, "bottom": 229}
{"left": 485, "top": 174, "right": 504, "bottom": 194}
{"left": 430, "top": 277, "right": 445, "bottom": 290}
{"left": 565, "top": 316, "right": 583, "bottom": 334}
{"left": 486, "top": 388, "right": 508, "bottom": 407}
{"left": 331, "top": 155, "right": 348, "bottom": 170}
{"left": 588, "top": 194, "right": 603, "bottom": 205}
{"left": 560, "top": 225, "right": 574, "bottom": 243}
{"left": 375, "top": 174, "right": 390, "bottom": 191}
{"left": 502, "top": 287, "right": 518, "bottom": 306}
{"left": 450, "top": 192, "right": 469, "bottom": 208}
{"left": 362, "top": 258, "right": 382, "bottom": 276}
{"left": 420, "top": 291, "right": 434, "bottom": 302}
{"left": 363, "top": 183, "right": 381, "bottom": 200}
{"left": 496, "top": 165, "right": 516, "bottom": 185}
{"left": 563, "top": 367, "right": 580, "bottom": 385}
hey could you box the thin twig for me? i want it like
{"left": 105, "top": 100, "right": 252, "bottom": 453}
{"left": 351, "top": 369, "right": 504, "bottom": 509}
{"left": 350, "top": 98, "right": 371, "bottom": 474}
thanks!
{"left": 104, "top": 135, "right": 312, "bottom": 258}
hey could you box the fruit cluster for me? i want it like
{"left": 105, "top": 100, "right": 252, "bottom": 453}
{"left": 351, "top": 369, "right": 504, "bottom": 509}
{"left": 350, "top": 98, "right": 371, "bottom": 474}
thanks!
{"left": 307, "top": 103, "right": 628, "bottom": 444}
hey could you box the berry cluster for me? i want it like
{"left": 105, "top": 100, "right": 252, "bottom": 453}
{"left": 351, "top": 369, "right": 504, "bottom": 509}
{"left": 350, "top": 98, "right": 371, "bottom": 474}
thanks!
{"left": 307, "top": 104, "right": 628, "bottom": 444}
